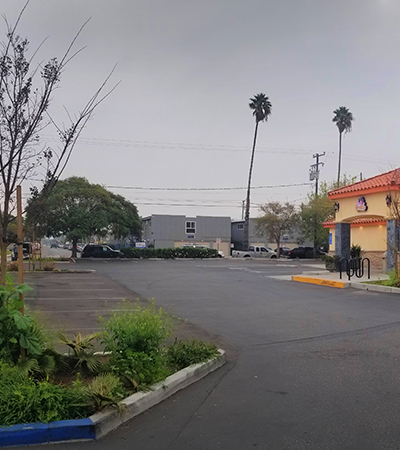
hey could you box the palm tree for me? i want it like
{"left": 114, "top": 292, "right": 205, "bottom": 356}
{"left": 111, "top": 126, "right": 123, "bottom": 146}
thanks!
{"left": 243, "top": 93, "right": 272, "bottom": 250}
{"left": 332, "top": 106, "right": 354, "bottom": 186}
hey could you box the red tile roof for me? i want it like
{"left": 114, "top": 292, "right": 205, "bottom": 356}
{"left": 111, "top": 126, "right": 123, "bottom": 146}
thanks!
{"left": 328, "top": 168, "right": 400, "bottom": 198}
{"left": 323, "top": 218, "right": 387, "bottom": 228}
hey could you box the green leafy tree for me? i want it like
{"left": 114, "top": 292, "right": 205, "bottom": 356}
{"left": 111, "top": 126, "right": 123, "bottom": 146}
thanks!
{"left": 0, "top": 3, "right": 116, "bottom": 283}
{"left": 300, "top": 176, "right": 358, "bottom": 250}
{"left": 26, "top": 177, "right": 141, "bottom": 257}
{"left": 244, "top": 93, "right": 272, "bottom": 250}
{"left": 299, "top": 182, "right": 334, "bottom": 251}
{"left": 108, "top": 193, "right": 142, "bottom": 246}
{"left": 332, "top": 106, "right": 354, "bottom": 186}
{"left": 256, "top": 202, "right": 298, "bottom": 258}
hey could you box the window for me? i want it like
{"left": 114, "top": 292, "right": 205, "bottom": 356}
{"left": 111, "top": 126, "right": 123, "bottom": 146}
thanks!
{"left": 185, "top": 221, "right": 196, "bottom": 234}
{"left": 237, "top": 224, "right": 244, "bottom": 230}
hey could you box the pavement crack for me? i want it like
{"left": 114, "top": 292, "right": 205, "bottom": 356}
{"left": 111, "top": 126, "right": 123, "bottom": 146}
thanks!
{"left": 241, "top": 320, "right": 400, "bottom": 348}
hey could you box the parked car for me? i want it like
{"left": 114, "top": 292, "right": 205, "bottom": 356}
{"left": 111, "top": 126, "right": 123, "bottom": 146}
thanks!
{"left": 76, "top": 243, "right": 85, "bottom": 253}
{"left": 232, "top": 246, "right": 277, "bottom": 258}
{"left": 11, "top": 243, "right": 31, "bottom": 261}
{"left": 288, "top": 247, "right": 326, "bottom": 259}
{"left": 51, "top": 242, "right": 58, "bottom": 248}
{"left": 81, "top": 245, "right": 121, "bottom": 258}
{"left": 274, "top": 247, "right": 291, "bottom": 257}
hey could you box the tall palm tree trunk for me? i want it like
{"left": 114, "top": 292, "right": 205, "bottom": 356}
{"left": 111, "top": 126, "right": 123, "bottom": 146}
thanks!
{"left": 337, "top": 131, "right": 342, "bottom": 187}
{"left": 244, "top": 121, "right": 259, "bottom": 250}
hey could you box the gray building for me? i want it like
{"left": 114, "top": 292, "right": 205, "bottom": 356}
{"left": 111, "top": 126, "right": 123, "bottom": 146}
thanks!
{"left": 231, "top": 219, "right": 307, "bottom": 250}
{"left": 142, "top": 215, "right": 231, "bottom": 255}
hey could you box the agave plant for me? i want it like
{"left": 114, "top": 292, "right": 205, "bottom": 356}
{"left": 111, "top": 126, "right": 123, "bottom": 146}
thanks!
{"left": 58, "top": 332, "right": 102, "bottom": 374}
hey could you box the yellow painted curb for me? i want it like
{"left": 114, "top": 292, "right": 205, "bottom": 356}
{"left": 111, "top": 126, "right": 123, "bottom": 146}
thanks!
{"left": 292, "top": 275, "right": 349, "bottom": 288}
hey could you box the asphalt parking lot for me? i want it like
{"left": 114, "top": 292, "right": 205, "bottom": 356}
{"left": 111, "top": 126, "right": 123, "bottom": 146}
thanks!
{"left": 24, "top": 272, "right": 139, "bottom": 334}
{"left": 16, "top": 258, "right": 400, "bottom": 450}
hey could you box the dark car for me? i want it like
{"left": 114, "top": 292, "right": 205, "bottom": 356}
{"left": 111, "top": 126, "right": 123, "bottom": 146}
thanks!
{"left": 288, "top": 247, "right": 326, "bottom": 259}
{"left": 11, "top": 243, "right": 31, "bottom": 261}
{"left": 274, "top": 247, "right": 291, "bottom": 257}
{"left": 81, "top": 244, "right": 121, "bottom": 258}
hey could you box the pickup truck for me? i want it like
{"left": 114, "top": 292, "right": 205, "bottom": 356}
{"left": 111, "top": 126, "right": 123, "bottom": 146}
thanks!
{"left": 232, "top": 246, "right": 277, "bottom": 258}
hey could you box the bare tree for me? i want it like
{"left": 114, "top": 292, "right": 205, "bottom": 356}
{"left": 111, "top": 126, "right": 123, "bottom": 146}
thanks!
{"left": 256, "top": 202, "right": 298, "bottom": 258}
{"left": 0, "top": 2, "right": 118, "bottom": 281}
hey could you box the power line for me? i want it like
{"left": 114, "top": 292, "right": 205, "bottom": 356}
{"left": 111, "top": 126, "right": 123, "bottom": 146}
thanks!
{"left": 105, "top": 182, "right": 313, "bottom": 191}
{"left": 41, "top": 134, "right": 400, "bottom": 165}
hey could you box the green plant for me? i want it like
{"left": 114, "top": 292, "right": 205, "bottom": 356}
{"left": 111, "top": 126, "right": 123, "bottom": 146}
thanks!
{"left": 84, "top": 373, "right": 126, "bottom": 411}
{"left": 165, "top": 339, "right": 219, "bottom": 372}
{"left": 120, "top": 247, "right": 218, "bottom": 259}
{"left": 106, "top": 350, "right": 169, "bottom": 391}
{"left": 0, "top": 275, "right": 42, "bottom": 363}
{"left": 0, "top": 361, "right": 89, "bottom": 425}
{"left": 323, "top": 254, "right": 341, "bottom": 272}
{"left": 102, "top": 301, "right": 171, "bottom": 356}
{"left": 58, "top": 332, "right": 102, "bottom": 374}
{"left": 350, "top": 244, "right": 363, "bottom": 259}
{"left": 101, "top": 301, "right": 172, "bottom": 390}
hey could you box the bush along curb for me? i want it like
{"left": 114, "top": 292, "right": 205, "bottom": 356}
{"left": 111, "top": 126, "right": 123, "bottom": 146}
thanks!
{"left": 0, "top": 349, "right": 226, "bottom": 448}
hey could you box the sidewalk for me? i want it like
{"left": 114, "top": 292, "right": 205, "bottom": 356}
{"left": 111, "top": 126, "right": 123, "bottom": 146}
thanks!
{"left": 293, "top": 268, "right": 389, "bottom": 289}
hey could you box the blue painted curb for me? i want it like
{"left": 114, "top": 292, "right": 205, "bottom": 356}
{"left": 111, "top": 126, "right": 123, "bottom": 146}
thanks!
{"left": 0, "top": 418, "right": 95, "bottom": 447}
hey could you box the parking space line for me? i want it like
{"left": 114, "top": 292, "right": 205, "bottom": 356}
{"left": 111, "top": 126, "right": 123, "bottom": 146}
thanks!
{"left": 40, "top": 288, "right": 115, "bottom": 291}
{"left": 25, "top": 297, "right": 128, "bottom": 301}
{"left": 37, "top": 308, "right": 139, "bottom": 313}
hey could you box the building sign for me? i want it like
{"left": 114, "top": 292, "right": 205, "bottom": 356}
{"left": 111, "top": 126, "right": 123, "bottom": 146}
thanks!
{"left": 329, "top": 233, "right": 332, "bottom": 245}
{"left": 135, "top": 242, "right": 146, "bottom": 248}
{"left": 356, "top": 196, "right": 368, "bottom": 212}
{"left": 187, "top": 235, "right": 195, "bottom": 239}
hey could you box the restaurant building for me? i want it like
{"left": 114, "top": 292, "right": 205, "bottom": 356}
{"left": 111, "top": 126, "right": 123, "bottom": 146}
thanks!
{"left": 323, "top": 168, "right": 400, "bottom": 271}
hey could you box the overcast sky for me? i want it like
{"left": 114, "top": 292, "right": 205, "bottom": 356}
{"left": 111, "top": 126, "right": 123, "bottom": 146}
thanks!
{"left": 3, "top": 0, "right": 400, "bottom": 220}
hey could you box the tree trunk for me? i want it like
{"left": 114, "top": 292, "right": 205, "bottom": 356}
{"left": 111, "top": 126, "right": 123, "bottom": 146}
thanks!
{"left": 337, "top": 131, "right": 342, "bottom": 187}
{"left": 72, "top": 237, "right": 78, "bottom": 258}
{"left": 277, "top": 238, "right": 281, "bottom": 259}
{"left": 0, "top": 204, "right": 10, "bottom": 284}
{"left": 244, "top": 121, "right": 259, "bottom": 251}
{"left": 0, "top": 239, "right": 8, "bottom": 284}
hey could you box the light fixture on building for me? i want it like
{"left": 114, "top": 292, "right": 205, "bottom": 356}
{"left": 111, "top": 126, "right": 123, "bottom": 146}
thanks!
{"left": 334, "top": 202, "right": 340, "bottom": 212}
{"left": 386, "top": 194, "right": 392, "bottom": 207}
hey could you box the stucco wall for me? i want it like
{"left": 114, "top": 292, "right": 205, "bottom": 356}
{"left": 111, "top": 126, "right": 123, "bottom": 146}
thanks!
{"left": 335, "top": 191, "right": 389, "bottom": 223}
{"left": 351, "top": 224, "right": 386, "bottom": 251}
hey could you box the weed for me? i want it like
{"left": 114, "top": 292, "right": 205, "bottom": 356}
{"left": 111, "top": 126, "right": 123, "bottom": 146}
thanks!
{"left": 165, "top": 339, "right": 218, "bottom": 372}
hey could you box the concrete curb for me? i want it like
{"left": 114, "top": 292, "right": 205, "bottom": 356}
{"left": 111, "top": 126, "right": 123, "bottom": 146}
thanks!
{"left": 0, "top": 349, "right": 226, "bottom": 447}
{"left": 292, "top": 275, "right": 350, "bottom": 289}
{"left": 351, "top": 282, "right": 400, "bottom": 294}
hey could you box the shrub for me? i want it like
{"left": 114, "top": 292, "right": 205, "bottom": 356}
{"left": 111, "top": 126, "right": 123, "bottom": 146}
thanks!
{"left": 165, "top": 339, "right": 219, "bottom": 372}
{"left": 101, "top": 301, "right": 172, "bottom": 390}
{"left": 120, "top": 247, "right": 218, "bottom": 259}
{"left": 323, "top": 254, "right": 341, "bottom": 272}
{"left": 102, "top": 301, "right": 172, "bottom": 356}
{"left": 0, "top": 275, "right": 42, "bottom": 363}
{"left": 0, "top": 362, "right": 89, "bottom": 425}
{"left": 43, "top": 262, "right": 60, "bottom": 271}
{"left": 107, "top": 350, "right": 169, "bottom": 391}
{"left": 6, "top": 262, "right": 18, "bottom": 271}
{"left": 350, "top": 244, "right": 363, "bottom": 259}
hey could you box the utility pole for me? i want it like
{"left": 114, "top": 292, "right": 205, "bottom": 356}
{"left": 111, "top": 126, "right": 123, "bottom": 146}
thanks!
{"left": 309, "top": 153, "right": 325, "bottom": 257}
{"left": 309, "top": 152, "right": 325, "bottom": 196}
{"left": 241, "top": 199, "right": 245, "bottom": 220}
